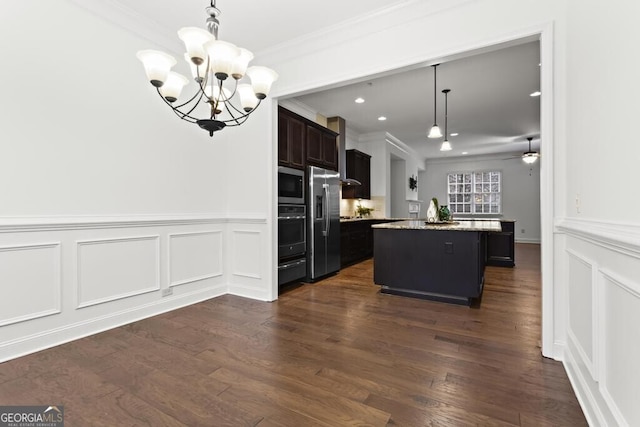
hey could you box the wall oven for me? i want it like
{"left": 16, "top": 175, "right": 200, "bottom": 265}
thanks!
{"left": 278, "top": 166, "right": 305, "bottom": 204}
{"left": 278, "top": 204, "right": 306, "bottom": 286}
{"left": 278, "top": 204, "right": 306, "bottom": 259}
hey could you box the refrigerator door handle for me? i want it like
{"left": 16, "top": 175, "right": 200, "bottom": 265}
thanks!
{"left": 322, "top": 183, "right": 329, "bottom": 237}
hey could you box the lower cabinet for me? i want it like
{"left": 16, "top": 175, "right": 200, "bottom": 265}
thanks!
{"left": 341, "top": 220, "right": 397, "bottom": 267}
{"left": 486, "top": 220, "right": 515, "bottom": 267}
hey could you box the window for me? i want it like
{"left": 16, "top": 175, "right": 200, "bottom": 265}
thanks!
{"left": 447, "top": 171, "right": 501, "bottom": 214}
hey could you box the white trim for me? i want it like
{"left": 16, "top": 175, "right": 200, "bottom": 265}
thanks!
{"left": 556, "top": 217, "right": 640, "bottom": 259}
{"left": 167, "top": 230, "right": 224, "bottom": 288}
{"left": 563, "top": 341, "right": 608, "bottom": 427}
{"left": 0, "top": 214, "right": 265, "bottom": 233}
{"left": 514, "top": 238, "right": 541, "bottom": 244}
{"left": 0, "top": 242, "right": 62, "bottom": 327}
{"left": 75, "top": 235, "right": 161, "bottom": 309}
{"left": 539, "top": 21, "right": 556, "bottom": 360}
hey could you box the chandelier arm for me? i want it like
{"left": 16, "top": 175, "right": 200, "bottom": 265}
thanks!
{"left": 156, "top": 88, "right": 200, "bottom": 123}
{"left": 221, "top": 98, "right": 262, "bottom": 126}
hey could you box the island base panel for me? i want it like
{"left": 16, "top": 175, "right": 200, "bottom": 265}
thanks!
{"left": 381, "top": 285, "right": 477, "bottom": 306}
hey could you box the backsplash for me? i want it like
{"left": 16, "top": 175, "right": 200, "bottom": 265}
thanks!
{"left": 340, "top": 196, "right": 386, "bottom": 218}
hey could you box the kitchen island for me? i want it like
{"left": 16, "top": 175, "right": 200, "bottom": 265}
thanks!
{"left": 372, "top": 220, "right": 501, "bottom": 305}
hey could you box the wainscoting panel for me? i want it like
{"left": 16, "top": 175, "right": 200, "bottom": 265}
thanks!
{"left": 600, "top": 270, "right": 640, "bottom": 427}
{"left": 76, "top": 235, "right": 160, "bottom": 308}
{"left": 169, "top": 230, "right": 223, "bottom": 287}
{"left": 231, "top": 229, "right": 262, "bottom": 279}
{"left": 227, "top": 221, "right": 272, "bottom": 301}
{"left": 0, "top": 243, "right": 61, "bottom": 327}
{"left": 566, "top": 249, "right": 596, "bottom": 377}
{"left": 557, "top": 218, "right": 640, "bottom": 427}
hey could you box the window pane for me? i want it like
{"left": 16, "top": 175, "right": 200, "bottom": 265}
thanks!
{"left": 464, "top": 205, "right": 471, "bottom": 213}
{"left": 464, "top": 194, "right": 471, "bottom": 203}
{"left": 491, "top": 183, "right": 499, "bottom": 192}
{"left": 464, "top": 174, "right": 471, "bottom": 183}
{"left": 448, "top": 174, "right": 456, "bottom": 184}
{"left": 449, "top": 185, "right": 456, "bottom": 193}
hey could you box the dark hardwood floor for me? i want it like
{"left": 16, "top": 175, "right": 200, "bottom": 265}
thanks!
{"left": 0, "top": 244, "right": 586, "bottom": 426}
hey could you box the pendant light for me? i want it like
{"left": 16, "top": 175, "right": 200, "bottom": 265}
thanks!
{"left": 427, "top": 64, "right": 443, "bottom": 138}
{"left": 522, "top": 137, "right": 539, "bottom": 164}
{"left": 440, "top": 89, "right": 452, "bottom": 151}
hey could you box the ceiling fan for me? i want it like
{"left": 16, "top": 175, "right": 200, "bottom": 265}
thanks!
{"left": 503, "top": 136, "right": 540, "bottom": 163}
{"left": 522, "top": 137, "right": 540, "bottom": 164}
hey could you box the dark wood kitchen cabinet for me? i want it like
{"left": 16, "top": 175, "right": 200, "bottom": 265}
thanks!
{"left": 486, "top": 220, "right": 515, "bottom": 267}
{"left": 278, "top": 106, "right": 338, "bottom": 171}
{"left": 341, "top": 219, "right": 399, "bottom": 267}
{"left": 342, "top": 149, "right": 371, "bottom": 199}
{"left": 306, "top": 126, "right": 338, "bottom": 171}
{"left": 278, "top": 107, "right": 305, "bottom": 169}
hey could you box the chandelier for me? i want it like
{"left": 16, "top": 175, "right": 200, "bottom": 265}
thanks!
{"left": 136, "top": 1, "right": 278, "bottom": 136}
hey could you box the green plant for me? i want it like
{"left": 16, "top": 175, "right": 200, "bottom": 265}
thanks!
{"left": 355, "top": 203, "right": 374, "bottom": 217}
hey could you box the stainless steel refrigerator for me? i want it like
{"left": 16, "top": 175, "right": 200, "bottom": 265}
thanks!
{"left": 307, "top": 166, "right": 341, "bottom": 281}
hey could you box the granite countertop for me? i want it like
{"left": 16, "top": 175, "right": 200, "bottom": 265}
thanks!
{"left": 340, "top": 217, "right": 406, "bottom": 223}
{"left": 454, "top": 217, "right": 516, "bottom": 222}
{"left": 371, "top": 220, "right": 502, "bottom": 232}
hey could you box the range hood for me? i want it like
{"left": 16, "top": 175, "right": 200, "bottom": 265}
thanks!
{"left": 327, "top": 116, "right": 361, "bottom": 186}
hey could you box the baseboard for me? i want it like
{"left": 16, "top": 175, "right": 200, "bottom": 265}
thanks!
{"left": 563, "top": 345, "right": 608, "bottom": 427}
{"left": 0, "top": 284, "right": 227, "bottom": 363}
{"left": 515, "top": 238, "right": 541, "bottom": 244}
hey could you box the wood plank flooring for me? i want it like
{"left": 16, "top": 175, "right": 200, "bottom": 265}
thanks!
{"left": 0, "top": 244, "right": 586, "bottom": 426}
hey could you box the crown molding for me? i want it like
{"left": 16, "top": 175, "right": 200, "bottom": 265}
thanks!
{"left": 69, "top": 0, "right": 183, "bottom": 54}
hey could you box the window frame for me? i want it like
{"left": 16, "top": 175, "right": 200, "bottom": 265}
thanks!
{"left": 446, "top": 170, "right": 502, "bottom": 215}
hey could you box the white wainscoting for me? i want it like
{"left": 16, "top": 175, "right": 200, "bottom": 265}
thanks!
{"left": 227, "top": 220, "right": 272, "bottom": 301}
{"left": 0, "top": 242, "right": 61, "bottom": 327}
{"left": 0, "top": 215, "right": 269, "bottom": 363}
{"left": 169, "top": 230, "right": 224, "bottom": 288}
{"left": 76, "top": 235, "right": 160, "bottom": 308}
{"left": 556, "top": 218, "right": 640, "bottom": 427}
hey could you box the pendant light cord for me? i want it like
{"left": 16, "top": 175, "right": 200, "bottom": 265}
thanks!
{"left": 432, "top": 64, "right": 438, "bottom": 123}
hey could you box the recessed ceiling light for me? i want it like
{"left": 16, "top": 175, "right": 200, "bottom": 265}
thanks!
{"left": 462, "top": 151, "right": 468, "bottom": 155}
{"left": 530, "top": 91, "right": 541, "bottom": 97}
{"left": 538, "top": 63, "right": 541, "bottom": 66}
{"left": 378, "top": 116, "right": 387, "bottom": 121}
{"left": 355, "top": 97, "right": 365, "bottom": 104}
{"left": 450, "top": 133, "right": 459, "bottom": 136}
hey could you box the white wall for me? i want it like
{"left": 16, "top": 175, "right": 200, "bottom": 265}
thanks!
{"left": 420, "top": 155, "right": 541, "bottom": 243}
{"left": 0, "top": 0, "right": 273, "bottom": 362}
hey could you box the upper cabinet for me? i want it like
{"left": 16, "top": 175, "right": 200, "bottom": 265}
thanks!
{"left": 278, "top": 106, "right": 338, "bottom": 172}
{"left": 278, "top": 107, "right": 306, "bottom": 169}
{"left": 306, "top": 124, "right": 338, "bottom": 171}
{"left": 342, "top": 149, "right": 371, "bottom": 199}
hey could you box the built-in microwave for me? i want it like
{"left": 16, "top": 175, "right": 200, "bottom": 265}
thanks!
{"left": 278, "top": 166, "right": 305, "bottom": 204}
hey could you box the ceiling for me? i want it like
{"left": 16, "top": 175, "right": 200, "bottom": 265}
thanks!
{"left": 97, "top": 0, "right": 540, "bottom": 161}
{"left": 290, "top": 41, "right": 541, "bottom": 161}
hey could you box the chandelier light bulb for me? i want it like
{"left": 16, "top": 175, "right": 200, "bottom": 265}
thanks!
{"left": 205, "top": 39, "right": 240, "bottom": 80}
{"left": 160, "top": 72, "right": 190, "bottom": 103}
{"left": 440, "top": 139, "right": 452, "bottom": 151}
{"left": 237, "top": 84, "right": 259, "bottom": 112}
{"left": 246, "top": 66, "right": 279, "bottom": 99}
{"left": 177, "top": 27, "right": 214, "bottom": 65}
{"left": 136, "top": 50, "right": 177, "bottom": 87}
{"left": 231, "top": 48, "right": 254, "bottom": 80}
